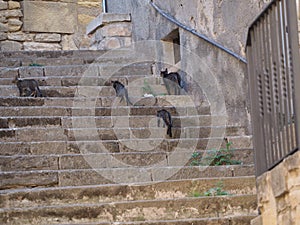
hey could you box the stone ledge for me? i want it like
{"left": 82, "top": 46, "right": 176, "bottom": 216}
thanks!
{"left": 86, "top": 13, "right": 131, "bottom": 35}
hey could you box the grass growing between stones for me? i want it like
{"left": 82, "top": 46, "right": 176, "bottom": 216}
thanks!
{"left": 190, "top": 138, "right": 242, "bottom": 166}
{"left": 190, "top": 181, "right": 229, "bottom": 197}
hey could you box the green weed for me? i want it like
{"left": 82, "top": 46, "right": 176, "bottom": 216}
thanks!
{"left": 190, "top": 138, "right": 241, "bottom": 166}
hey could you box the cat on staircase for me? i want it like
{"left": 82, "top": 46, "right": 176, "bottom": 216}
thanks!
{"left": 12, "top": 76, "right": 43, "bottom": 97}
{"left": 111, "top": 80, "right": 132, "bottom": 106}
{"left": 160, "top": 68, "right": 182, "bottom": 95}
{"left": 157, "top": 109, "right": 173, "bottom": 138}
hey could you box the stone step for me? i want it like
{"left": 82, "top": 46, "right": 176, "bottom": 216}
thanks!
{"left": 0, "top": 105, "right": 209, "bottom": 117}
{"left": 0, "top": 62, "right": 153, "bottom": 79}
{"left": 0, "top": 49, "right": 139, "bottom": 67}
{"left": 0, "top": 194, "right": 257, "bottom": 224}
{"left": 0, "top": 165, "right": 255, "bottom": 189}
{"left": 0, "top": 135, "right": 252, "bottom": 155}
{"left": 0, "top": 125, "right": 250, "bottom": 142}
{"left": 65, "top": 126, "right": 244, "bottom": 140}
{"left": 0, "top": 84, "right": 168, "bottom": 98}
{"left": 0, "top": 127, "right": 67, "bottom": 142}
{"left": 0, "top": 116, "right": 244, "bottom": 139}
{"left": 0, "top": 50, "right": 108, "bottom": 60}
{"left": 0, "top": 149, "right": 254, "bottom": 172}
{"left": 0, "top": 48, "right": 137, "bottom": 58}
{"left": 0, "top": 116, "right": 62, "bottom": 128}
{"left": 65, "top": 116, "right": 243, "bottom": 133}
{"left": 0, "top": 176, "right": 256, "bottom": 209}
{"left": 0, "top": 96, "right": 208, "bottom": 110}
{"left": 103, "top": 216, "right": 256, "bottom": 225}
{"left": 44, "top": 216, "right": 256, "bottom": 225}
{"left": 0, "top": 75, "right": 160, "bottom": 87}
{"left": 0, "top": 53, "right": 141, "bottom": 68}
{"left": 0, "top": 114, "right": 219, "bottom": 129}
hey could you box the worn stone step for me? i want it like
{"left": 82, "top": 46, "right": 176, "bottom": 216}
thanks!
{"left": 63, "top": 116, "right": 239, "bottom": 131}
{"left": 65, "top": 125, "right": 245, "bottom": 141}
{"left": 0, "top": 49, "right": 141, "bottom": 67}
{"left": 0, "top": 148, "right": 253, "bottom": 172}
{"left": 0, "top": 49, "right": 107, "bottom": 60}
{"left": 50, "top": 216, "right": 256, "bottom": 225}
{"left": 0, "top": 135, "right": 252, "bottom": 156}
{"left": 0, "top": 176, "right": 256, "bottom": 209}
{"left": 0, "top": 215, "right": 256, "bottom": 225}
{"left": 0, "top": 194, "right": 257, "bottom": 224}
{"left": 0, "top": 117, "right": 62, "bottom": 128}
{"left": 0, "top": 62, "right": 153, "bottom": 80}
{"left": 0, "top": 114, "right": 219, "bottom": 129}
{"left": 0, "top": 54, "right": 140, "bottom": 68}
{"left": 103, "top": 216, "right": 256, "bottom": 225}
{"left": 0, "top": 96, "right": 209, "bottom": 111}
{"left": 0, "top": 84, "right": 168, "bottom": 98}
{"left": 5, "top": 75, "right": 161, "bottom": 89}
{"left": 0, "top": 74, "right": 160, "bottom": 87}
{"left": 0, "top": 165, "right": 255, "bottom": 189}
{"left": 0, "top": 96, "right": 160, "bottom": 107}
{"left": 0, "top": 170, "right": 59, "bottom": 190}
{"left": 0, "top": 115, "right": 208, "bottom": 129}
{"left": 0, "top": 125, "right": 248, "bottom": 142}
{"left": 0, "top": 105, "right": 209, "bottom": 117}
{"left": 0, "top": 48, "right": 139, "bottom": 61}
{"left": 0, "top": 127, "right": 67, "bottom": 142}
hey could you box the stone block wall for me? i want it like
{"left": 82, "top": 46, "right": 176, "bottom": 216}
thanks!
{"left": 251, "top": 151, "right": 300, "bottom": 225}
{"left": 0, "top": 0, "right": 102, "bottom": 51}
{"left": 87, "top": 13, "right": 132, "bottom": 50}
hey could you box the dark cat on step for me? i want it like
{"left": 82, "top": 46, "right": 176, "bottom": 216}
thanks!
{"left": 160, "top": 68, "right": 182, "bottom": 95}
{"left": 12, "top": 76, "right": 43, "bottom": 97}
{"left": 111, "top": 80, "right": 132, "bottom": 106}
{"left": 157, "top": 109, "right": 173, "bottom": 138}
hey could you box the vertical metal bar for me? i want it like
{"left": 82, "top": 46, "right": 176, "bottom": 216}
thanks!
{"left": 103, "top": 0, "right": 107, "bottom": 13}
{"left": 259, "top": 17, "right": 273, "bottom": 167}
{"left": 265, "top": 9, "right": 277, "bottom": 167}
{"left": 270, "top": 2, "right": 283, "bottom": 166}
{"left": 248, "top": 28, "right": 268, "bottom": 176}
{"left": 277, "top": 1, "right": 288, "bottom": 158}
{"left": 280, "top": 0, "right": 294, "bottom": 155}
{"left": 263, "top": 10, "right": 277, "bottom": 168}
{"left": 286, "top": 0, "right": 300, "bottom": 150}
{"left": 254, "top": 21, "right": 270, "bottom": 174}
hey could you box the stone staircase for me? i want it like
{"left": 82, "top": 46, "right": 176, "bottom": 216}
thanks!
{"left": 0, "top": 49, "right": 257, "bottom": 224}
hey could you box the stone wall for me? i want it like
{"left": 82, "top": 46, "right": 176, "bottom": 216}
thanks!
{"left": 0, "top": 0, "right": 102, "bottom": 51}
{"left": 106, "top": 0, "right": 271, "bottom": 56}
{"left": 251, "top": 151, "right": 300, "bottom": 225}
{"left": 103, "top": 0, "right": 274, "bottom": 131}
{"left": 87, "top": 13, "right": 132, "bottom": 50}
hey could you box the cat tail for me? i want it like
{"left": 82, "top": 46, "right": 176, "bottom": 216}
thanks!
{"left": 167, "top": 124, "right": 172, "bottom": 138}
{"left": 125, "top": 90, "right": 133, "bottom": 106}
{"left": 127, "top": 99, "right": 133, "bottom": 106}
{"left": 179, "top": 78, "right": 184, "bottom": 89}
{"left": 36, "top": 86, "right": 43, "bottom": 97}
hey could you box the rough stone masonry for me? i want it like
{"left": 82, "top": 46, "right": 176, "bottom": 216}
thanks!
{"left": 0, "top": 0, "right": 103, "bottom": 51}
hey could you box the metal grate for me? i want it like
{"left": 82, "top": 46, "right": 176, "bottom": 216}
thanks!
{"left": 246, "top": 0, "right": 300, "bottom": 176}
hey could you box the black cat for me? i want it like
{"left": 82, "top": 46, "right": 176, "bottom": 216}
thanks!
{"left": 13, "top": 76, "right": 43, "bottom": 97}
{"left": 157, "top": 109, "right": 173, "bottom": 138}
{"left": 160, "top": 68, "right": 182, "bottom": 95}
{"left": 111, "top": 80, "right": 132, "bottom": 106}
